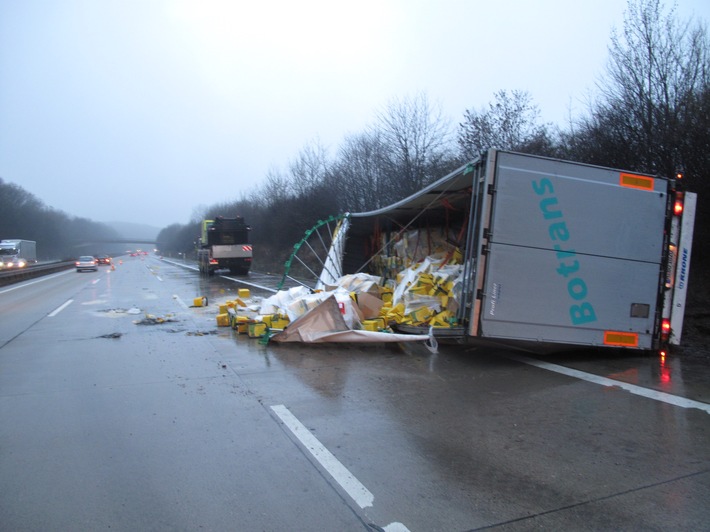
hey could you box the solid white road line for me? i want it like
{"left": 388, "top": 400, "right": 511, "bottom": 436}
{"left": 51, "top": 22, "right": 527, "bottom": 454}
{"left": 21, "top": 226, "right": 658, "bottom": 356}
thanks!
{"left": 508, "top": 353, "right": 710, "bottom": 415}
{"left": 220, "top": 274, "right": 277, "bottom": 293}
{"left": 270, "top": 404, "right": 374, "bottom": 509}
{"left": 0, "top": 270, "right": 72, "bottom": 295}
{"left": 48, "top": 299, "right": 73, "bottom": 317}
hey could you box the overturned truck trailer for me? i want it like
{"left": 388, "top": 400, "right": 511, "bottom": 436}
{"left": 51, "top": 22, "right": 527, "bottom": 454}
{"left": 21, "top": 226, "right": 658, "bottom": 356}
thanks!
{"left": 320, "top": 149, "right": 696, "bottom": 353}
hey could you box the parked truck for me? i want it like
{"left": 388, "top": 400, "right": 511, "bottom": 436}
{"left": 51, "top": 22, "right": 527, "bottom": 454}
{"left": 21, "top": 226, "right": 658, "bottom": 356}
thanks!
{"left": 0, "top": 239, "right": 37, "bottom": 269}
{"left": 318, "top": 149, "right": 696, "bottom": 353}
{"left": 197, "top": 216, "right": 252, "bottom": 276}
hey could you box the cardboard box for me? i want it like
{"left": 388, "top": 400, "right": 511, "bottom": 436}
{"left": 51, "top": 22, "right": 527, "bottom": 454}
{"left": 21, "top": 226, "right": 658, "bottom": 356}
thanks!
{"left": 216, "top": 313, "right": 230, "bottom": 327}
{"left": 238, "top": 288, "right": 250, "bottom": 299}
{"left": 355, "top": 292, "right": 383, "bottom": 319}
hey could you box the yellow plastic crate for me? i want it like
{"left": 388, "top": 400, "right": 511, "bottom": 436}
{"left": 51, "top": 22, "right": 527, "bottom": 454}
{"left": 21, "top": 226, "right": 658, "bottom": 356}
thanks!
{"left": 408, "top": 306, "right": 434, "bottom": 325}
{"left": 270, "top": 315, "right": 290, "bottom": 329}
{"left": 248, "top": 322, "right": 268, "bottom": 338}
{"left": 362, "top": 318, "right": 385, "bottom": 331}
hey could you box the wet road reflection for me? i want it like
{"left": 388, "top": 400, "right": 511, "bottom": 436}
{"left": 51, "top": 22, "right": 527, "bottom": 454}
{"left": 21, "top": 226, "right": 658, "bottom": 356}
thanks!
{"left": 151, "top": 256, "right": 710, "bottom": 529}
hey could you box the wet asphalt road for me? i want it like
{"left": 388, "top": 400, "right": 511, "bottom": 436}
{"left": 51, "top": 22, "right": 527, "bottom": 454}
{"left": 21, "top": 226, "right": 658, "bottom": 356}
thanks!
{"left": 1, "top": 256, "right": 708, "bottom": 531}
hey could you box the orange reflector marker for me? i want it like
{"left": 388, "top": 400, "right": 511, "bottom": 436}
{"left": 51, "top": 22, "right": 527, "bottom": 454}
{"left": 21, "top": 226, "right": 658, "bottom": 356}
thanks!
{"left": 603, "top": 331, "right": 639, "bottom": 347}
{"left": 620, "top": 173, "right": 655, "bottom": 191}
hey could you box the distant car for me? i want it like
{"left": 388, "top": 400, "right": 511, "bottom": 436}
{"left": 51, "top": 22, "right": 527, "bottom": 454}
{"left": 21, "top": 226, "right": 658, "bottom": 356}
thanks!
{"left": 97, "top": 255, "right": 111, "bottom": 265}
{"left": 75, "top": 256, "right": 98, "bottom": 272}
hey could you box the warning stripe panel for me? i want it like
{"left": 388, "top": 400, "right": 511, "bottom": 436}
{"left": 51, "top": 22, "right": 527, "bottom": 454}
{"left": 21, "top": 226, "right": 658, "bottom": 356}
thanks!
{"left": 620, "top": 173, "right": 655, "bottom": 191}
{"left": 604, "top": 331, "right": 639, "bottom": 347}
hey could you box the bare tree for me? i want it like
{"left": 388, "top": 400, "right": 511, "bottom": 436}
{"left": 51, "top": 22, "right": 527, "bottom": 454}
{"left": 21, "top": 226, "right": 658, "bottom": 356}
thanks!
{"left": 568, "top": 0, "right": 709, "bottom": 177}
{"left": 560, "top": 0, "right": 710, "bottom": 269}
{"left": 374, "top": 93, "right": 456, "bottom": 201}
{"left": 458, "top": 89, "right": 555, "bottom": 159}
{"left": 260, "top": 167, "right": 292, "bottom": 207}
{"left": 288, "top": 139, "right": 330, "bottom": 198}
{"left": 328, "top": 130, "right": 389, "bottom": 212}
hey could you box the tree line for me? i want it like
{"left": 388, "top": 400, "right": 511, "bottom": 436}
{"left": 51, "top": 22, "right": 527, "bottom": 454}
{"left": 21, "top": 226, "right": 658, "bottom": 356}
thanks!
{"left": 159, "top": 1, "right": 710, "bottom": 279}
{"left": 0, "top": 178, "right": 124, "bottom": 260}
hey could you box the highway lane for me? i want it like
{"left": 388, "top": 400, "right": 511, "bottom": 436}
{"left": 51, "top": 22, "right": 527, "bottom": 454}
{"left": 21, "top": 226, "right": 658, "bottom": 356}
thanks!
{"left": 1, "top": 255, "right": 709, "bottom": 530}
{"left": 0, "top": 257, "right": 366, "bottom": 530}
{"left": 0, "top": 268, "right": 107, "bottom": 350}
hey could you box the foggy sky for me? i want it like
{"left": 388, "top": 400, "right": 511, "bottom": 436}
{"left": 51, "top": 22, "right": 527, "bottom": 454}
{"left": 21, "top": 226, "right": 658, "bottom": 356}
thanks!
{"left": 1, "top": 0, "right": 708, "bottom": 229}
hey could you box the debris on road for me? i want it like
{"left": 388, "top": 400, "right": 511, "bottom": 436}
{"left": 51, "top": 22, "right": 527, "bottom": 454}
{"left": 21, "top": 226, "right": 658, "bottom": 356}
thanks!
{"left": 186, "top": 330, "right": 218, "bottom": 336}
{"left": 213, "top": 272, "right": 437, "bottom": 349}
{"left": 97, "top": 332, "right": 122, "bottom": 339}
{"left": 133, "top": 313, "right": 177, "bottom": 326}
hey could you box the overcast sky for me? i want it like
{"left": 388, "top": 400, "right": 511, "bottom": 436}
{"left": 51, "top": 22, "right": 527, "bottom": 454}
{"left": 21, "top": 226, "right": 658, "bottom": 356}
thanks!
{"left": 1, "top": 0, "right": 708, "bottom": 229}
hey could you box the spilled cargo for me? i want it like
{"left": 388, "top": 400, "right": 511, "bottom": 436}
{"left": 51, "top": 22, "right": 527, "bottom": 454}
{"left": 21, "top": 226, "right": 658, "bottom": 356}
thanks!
{"left": 301, "top": 149, "right": 697, "bottom": 353}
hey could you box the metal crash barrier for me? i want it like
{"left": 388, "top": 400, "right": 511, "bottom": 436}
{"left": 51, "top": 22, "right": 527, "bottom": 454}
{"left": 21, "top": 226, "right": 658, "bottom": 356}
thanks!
{"left": 0, "top": 261, "right": 76, "bottom": 287}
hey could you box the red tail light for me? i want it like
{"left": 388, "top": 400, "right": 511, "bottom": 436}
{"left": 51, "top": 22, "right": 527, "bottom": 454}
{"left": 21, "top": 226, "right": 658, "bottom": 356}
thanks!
{"left": 661, "top": 318, "right": 671, "bottom": 338}
{"left": 673, "top": 192, "right": 684, "bottom": 216}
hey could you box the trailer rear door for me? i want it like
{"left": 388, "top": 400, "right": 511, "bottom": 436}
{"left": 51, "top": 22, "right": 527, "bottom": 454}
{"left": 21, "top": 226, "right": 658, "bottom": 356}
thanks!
{"left": 476, "top": 151, "right": 669, "bottom": 349}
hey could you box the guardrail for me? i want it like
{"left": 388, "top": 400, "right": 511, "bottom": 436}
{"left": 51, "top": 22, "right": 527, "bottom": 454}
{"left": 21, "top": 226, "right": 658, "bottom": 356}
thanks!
{"left": 0, "top": 261, "right": 76, "bottom": 287}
